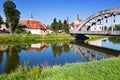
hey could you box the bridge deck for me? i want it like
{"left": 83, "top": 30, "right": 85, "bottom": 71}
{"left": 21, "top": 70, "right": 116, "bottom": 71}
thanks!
{"left": 70, "top": 31, "right": 120, "bottom": 36}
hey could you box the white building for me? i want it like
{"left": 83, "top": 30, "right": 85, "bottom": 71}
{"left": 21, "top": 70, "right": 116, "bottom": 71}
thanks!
{"left": 0, "top": 23, "right": 10, "bottom": 33}
{"left": 70, "top": 15, "right": 83, "bottom": 31}
{"left": 19, "top": 16, "right": 52, "bottom": 35}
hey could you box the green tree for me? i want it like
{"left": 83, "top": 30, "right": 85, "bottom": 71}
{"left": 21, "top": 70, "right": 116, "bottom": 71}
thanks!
{"left": 109, "top": 37, "right": 120, "bottom": 43}
{"left": 50, "top": 18, "right": 58, "bottom": 33}
{"left": 0, "top": 15, "right": 3, "bottom": 25}
{"left": 58, "top": 20, "right": 63, "bottom": 30}
{"left": 114, "top": 24, "right": 120, "bottom": 30}
{"left": 15, "top": 24, "right": 22, "bottom": 33}
{"left": 51, "top": 44, "right": 62, "bottom": 57}
{"left": 63, "top": 19, "right": 69, "bottom": 33}
{"left": 3, "top": 0, "right": 20, "bottom": 33}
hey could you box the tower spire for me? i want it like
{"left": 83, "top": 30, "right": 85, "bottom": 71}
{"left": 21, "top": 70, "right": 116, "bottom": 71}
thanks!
{"left": 30, "top": 14, "right": 33, "bottom": 20}
{"left": 77, "top": 14, "right": 79, "bottom": 19}
{"left": 67, "top": 17, "right": 69, "bottom": 24}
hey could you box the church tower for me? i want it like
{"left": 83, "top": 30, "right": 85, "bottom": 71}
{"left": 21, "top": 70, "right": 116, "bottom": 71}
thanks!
{"left": 77, "top": 14, "right": 79, "bottom": 19}
{"left": 30, "top": 14, "right": 33, "bottom": 20}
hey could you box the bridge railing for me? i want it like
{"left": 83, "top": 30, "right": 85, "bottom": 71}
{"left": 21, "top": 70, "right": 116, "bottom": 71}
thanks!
{"left": 111, "top": 31, "right": 120, "bottom": 35}
{"left": 71, "top": 31, "right": 120, "bottom": 36}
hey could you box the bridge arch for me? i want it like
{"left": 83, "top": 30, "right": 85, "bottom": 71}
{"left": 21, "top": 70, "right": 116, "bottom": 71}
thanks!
{"left": 73, "top": 7, "right": 120, "bottom": 32}
{"left": 70, "top": 7, "right": 120, "bottom": 39}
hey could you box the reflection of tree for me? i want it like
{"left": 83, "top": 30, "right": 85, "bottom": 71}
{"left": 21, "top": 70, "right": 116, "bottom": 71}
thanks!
{"left": 5, "top": 45, "right": 22, "bottom": 73}
{"left": 63, "top": 43, "right": 70, "bottom": 53}
{"left": 51, "top": 44, "right": 62, "bottom": 57}
{"left": 0, "top": 51, "right": 4, "bottom": 64}
{"left": 108, "top": 37, "right": 120, "bottom": 43}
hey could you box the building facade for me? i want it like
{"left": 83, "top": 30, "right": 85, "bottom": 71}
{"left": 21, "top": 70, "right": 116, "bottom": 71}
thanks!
{"left": 0, "top": 22, "right": 10, "bottom": 33}
{"left": 19, "top": 17, "right": 52, "bottom": 35}
{"left": 70, "top": 15, "right": 83, "bottom": 31}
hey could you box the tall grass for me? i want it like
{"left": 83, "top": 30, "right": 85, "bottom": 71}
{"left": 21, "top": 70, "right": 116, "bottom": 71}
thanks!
{"left": 0, "top": 58, "right": 120, "bottom": 80}
{"left": 0, "top": 33, "right": 74, "bottom": 42}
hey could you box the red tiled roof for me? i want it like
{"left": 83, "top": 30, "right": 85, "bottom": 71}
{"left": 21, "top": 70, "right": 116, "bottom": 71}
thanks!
{"left": 70, "top": 23, "right": 80, "bottom": 28}
{"left": 70, "top": 17, "right": 83, "bottom": 28}
{"left": 77, "top": 18, "right": 82, "bottom": 22}
{"left": 19, "top": 19, "right": 48, "bottom": 29}
{"left": 70, "top": 23, "right": 75, "bottom": 27}
{"left": 76, "top": 24, "right": 80, "bottom": 27}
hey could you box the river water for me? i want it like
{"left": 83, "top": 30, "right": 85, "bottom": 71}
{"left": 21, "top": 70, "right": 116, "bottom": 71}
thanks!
{"left": 0, "top": 37, "right": 120, "bottom": 74}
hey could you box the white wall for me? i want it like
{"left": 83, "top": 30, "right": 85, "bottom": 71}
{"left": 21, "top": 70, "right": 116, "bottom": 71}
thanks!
{"left": 30, "top": 29, "right": 41, "bottom": 34}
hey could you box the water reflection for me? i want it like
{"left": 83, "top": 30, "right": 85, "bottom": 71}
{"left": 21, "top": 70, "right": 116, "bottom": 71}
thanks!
{"left": 108, "top": 37, "right": 120, "bottom": 43}
{"left": 51, "top": 43, "right": 70, "bottom": 57}
{"left": 0, "top": 51, "right": 4, "bottom": 64}
{"left": 26, "top": 43, "right": 49, "bottom": 52}
{"left": 70, "top": 40, "right": 120, "bottom": 62}
{"left": 5, "top": 46, "right": 21, "bottom": 73}
{"left": 88, "top": 37, "right": 120, "bottom": 51}
{"left": 0, "top": 40, "right": 120, "bottom": 74}
{"left": 87, "top": 39, "right": 105, "bottom": 47}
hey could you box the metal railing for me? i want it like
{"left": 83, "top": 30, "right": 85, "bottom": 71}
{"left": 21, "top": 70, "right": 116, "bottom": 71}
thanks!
{"left": 70, "top": 30, "right": 120, "bottom": 36}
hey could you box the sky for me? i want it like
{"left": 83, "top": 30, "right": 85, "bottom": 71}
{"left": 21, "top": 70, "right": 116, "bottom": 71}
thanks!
{"left": 0, "top": 0, "right": 120, "bottom": 25}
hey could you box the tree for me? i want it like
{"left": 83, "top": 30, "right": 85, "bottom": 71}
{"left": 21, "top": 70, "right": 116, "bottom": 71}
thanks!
{"left": 58, "top": 20, "right": 63, "bottom": 30}
{"left": 15, "top": 24, "right": 22, "bottom": 34}
{"left": 0, "top": 15, "right": 3, "bottom": 25}
{"left": 50, "top": 18, "right": 58, "bottom": 33}
{"left": 114, "top": 24, "right": 120, "bottom": 30}
{"left": 3, "top": 0, "right": 20, "bottom": 33}
{"left": 63, "top": 19, "right": 69, "bottom": 33}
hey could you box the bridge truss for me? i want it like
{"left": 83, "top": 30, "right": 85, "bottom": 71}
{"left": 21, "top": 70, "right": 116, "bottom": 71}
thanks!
{"left": 70, "top": 8, "right": 120, "bottom": 39}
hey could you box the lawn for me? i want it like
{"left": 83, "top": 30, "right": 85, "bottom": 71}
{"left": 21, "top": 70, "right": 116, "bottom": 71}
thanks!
{"left": 0, "top": 33, "right": 74, "bottom": 42}
{"left": 0, "top": 58, "right": 120, "bottom": 80}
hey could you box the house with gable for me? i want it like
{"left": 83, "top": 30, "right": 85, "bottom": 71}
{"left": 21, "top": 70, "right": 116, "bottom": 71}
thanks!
{"left": 19, "top": 15, "right": 52, "bottom": 35}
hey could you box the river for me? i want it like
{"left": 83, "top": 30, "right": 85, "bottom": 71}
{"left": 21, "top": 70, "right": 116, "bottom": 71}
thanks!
{"left": 0, "top": 37, "right": 120, "bottom": 74}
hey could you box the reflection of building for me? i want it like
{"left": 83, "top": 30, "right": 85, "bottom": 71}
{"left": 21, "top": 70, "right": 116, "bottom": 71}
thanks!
{"left": 0, "top": 46, "right": 8, "bottom": 51}
{"left": 19, "top": 15, "right": 52, "bottom": 35}
{"left": 26, "top": 43, "right": 49, "bottom": 52}
{"left": 70, "top": 15, "right": 83, "bottom": 30}
{"left": 70, "top": 41, "right": 118, "bottom": 62}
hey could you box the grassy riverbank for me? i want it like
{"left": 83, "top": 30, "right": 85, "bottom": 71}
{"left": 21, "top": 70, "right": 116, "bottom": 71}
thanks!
{"left": 85, "top": 35, "right": 108, "bottom": 43}
{"left": 0, "top": 58, "right": 120, "bottom": 80}
{"left": 86, "top": 35, "right": 108, "bottom": 40}
{"left": 0, "top": 33, "right": 74, "bottom": 42}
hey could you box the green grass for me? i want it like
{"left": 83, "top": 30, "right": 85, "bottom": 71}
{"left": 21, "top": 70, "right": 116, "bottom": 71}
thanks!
{"left": 0, "top": 33, "right": 74, "bottom": 42}
{"left": 85, "top": 35, "right": 108, "bottom": 43}
{"left": 86, "top": 35, "right": 108, "bottom": 40}
{"left": 0, "top": 58, "right": 120, "bottom": 80}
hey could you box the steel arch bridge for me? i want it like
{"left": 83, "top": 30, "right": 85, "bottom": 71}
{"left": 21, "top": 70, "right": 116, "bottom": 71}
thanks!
{"left": 70, "top": 7, "right": 120, "bottom": 39}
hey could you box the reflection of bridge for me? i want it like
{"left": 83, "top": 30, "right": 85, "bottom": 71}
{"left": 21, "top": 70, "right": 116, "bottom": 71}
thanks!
{"left": 70, "top": 8, "right": 120, "bottom": 39}
{"left": 70, "top": 40, "right": 120, "bottom": 62}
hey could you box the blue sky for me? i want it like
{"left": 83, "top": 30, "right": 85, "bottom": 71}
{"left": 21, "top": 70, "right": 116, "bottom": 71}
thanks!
{"left": 0, "top": 0, "right": 120, "bottom": 25}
